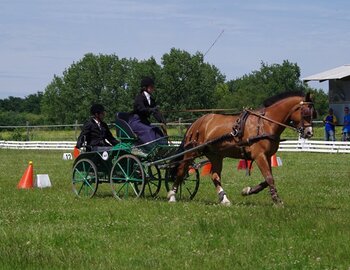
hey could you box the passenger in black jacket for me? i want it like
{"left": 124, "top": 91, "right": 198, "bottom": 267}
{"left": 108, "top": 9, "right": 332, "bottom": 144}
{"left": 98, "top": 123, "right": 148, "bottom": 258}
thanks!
{"left": 76, "top": 104, "right": 119, "bottom": 151}
{"left": 129, "top": 77, "right": 167, "bottom": 144}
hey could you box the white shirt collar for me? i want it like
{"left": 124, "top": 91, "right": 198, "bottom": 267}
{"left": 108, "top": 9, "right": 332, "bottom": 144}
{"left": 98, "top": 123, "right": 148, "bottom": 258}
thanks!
{"left": 143, "top": 91, "right": 151, "bottom": 105}
{"left": 92, "top": 117, "right": 101, "bottom": 128}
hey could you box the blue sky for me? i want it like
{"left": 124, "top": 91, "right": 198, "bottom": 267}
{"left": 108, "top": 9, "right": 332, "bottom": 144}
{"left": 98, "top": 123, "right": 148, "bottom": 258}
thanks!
{"left": 1, "top": 0, "right": 350, "bottom": 98}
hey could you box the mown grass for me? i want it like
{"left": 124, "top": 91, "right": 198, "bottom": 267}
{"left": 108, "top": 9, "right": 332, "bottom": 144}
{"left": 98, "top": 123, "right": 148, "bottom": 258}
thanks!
{"left": 0, "top": 150, "right": 349, "bottom": 269}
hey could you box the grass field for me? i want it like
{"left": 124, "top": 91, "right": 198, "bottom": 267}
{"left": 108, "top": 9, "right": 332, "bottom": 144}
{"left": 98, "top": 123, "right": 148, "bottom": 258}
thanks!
{"left": 1, "top": 149, "right": 350, "bottom": 269}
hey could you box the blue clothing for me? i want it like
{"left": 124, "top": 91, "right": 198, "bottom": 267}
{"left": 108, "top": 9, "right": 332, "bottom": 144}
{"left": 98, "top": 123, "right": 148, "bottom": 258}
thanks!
{"left": 324, "top": 114, "right": 337, "bottom": 132}
{"left": 324, "top": 114, "right": 337, "bottom": 141}
{"left": 130, "top": 91, "right": 167, "bottom": 145}
{"left": 129, "top": 114, "right": 165, "bottom": 145}
{"left": 343, "top": 114, "right": 350, "bottom": 132}
{"left": 325, "top": 129, "right": 335, "bottom": 141}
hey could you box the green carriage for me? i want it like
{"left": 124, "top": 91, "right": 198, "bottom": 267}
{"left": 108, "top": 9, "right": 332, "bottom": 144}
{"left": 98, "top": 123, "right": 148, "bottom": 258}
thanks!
{"left": 72, "top": 113, "right": 201, "bottom": 200}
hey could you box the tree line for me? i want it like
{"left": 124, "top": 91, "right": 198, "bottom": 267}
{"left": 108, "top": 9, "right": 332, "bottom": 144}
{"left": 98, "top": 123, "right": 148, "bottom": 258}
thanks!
{"left": 0, "top": 48, "right": 328, "bottom": 126}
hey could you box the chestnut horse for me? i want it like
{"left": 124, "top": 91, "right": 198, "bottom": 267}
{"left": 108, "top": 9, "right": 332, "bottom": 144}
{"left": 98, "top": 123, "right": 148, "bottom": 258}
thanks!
{"left": 167, "top": 92, "right": 315, "bottom": 205}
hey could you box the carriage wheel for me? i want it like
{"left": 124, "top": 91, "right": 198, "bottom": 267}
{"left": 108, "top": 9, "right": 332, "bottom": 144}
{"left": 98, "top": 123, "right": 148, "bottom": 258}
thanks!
{"left": 165, "top": 167, "right": 200, "bottom": 200}
{"left": 110, "top": 154, "right": 145, "bottom": 200}
{"left": 143, "top": 165, "right": 162, "bottom": 198}
{"left": 72, "top": 159, "right": 98, "bottom": 198}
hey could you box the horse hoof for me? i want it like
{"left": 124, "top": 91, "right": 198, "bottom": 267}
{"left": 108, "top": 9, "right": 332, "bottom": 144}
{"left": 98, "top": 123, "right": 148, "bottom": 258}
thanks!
{"left": 220, "top": 194, "right": 231, "bottom": 206}
{"left": 241, "top": 186, "right": 251, "bottom": 196}
{"left": 167, "top": 190, "right": 176, "bottom": 203}
{"left": 273, "top": 201, "right": 284, "bottom": 208}
{"left": 272, "top": 195, "right": 284, "bottom": 207}
{"left": 220, "top": 199, "right": 231, "bottom": 206}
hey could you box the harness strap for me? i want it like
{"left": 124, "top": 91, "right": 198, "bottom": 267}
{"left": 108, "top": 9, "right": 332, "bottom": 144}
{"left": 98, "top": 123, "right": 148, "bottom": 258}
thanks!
{"left": 232, "top": 110, "right": 250, "bottom": 138}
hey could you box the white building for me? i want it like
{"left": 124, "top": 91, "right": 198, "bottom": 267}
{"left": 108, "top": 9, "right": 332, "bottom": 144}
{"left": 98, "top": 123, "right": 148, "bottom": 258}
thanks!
{"left": 303, "top": 65, "right": 350, "bottom": 124}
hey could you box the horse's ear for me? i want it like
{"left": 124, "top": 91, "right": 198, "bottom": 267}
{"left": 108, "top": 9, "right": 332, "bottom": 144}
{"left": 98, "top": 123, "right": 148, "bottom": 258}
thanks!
{"left": 305, "top": 92, "right": 313, "bottom": 102}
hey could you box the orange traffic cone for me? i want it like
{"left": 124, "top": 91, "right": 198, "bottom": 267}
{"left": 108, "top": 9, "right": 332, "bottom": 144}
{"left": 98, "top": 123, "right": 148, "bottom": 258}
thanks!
{"left": 237, "top": 159, "right": 253, "bottom": 176}
{"left": 73, "top": 146, "right": 80, "bottom": 158}
{"left": 237, "top": 160, "right": 252, "bottom": 170}
{"left": 188, "top": 166, "right": 195, "bottom": 174}
{"left": 201, "top": 162, "right": 212, "bottom": 176}
{"left": 271, "top": 154, "right": 278, "bottom": 167}
{"left": 17, "top": 161, "right": 34, "bottom": 189}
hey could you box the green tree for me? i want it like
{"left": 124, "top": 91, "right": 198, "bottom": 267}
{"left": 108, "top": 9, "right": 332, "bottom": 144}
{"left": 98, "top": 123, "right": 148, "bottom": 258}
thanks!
{"left": 157, "top": 48, "right": 225, "bottom": 120}
{"left": 41, "top": 50, "right": 224, "bottom": 124}
{"left": 222, "top": 60, "right": 306, "bottom": 111}
{"left": 42, "top": 53, "right": 130, "bottom": 123}
{"left": 305, "top": 88, "right": 329, "bottom": 118}
{"left": 23, "top": 92, "right": 43, "bottom": 114}
{"left": 0, "top": 96, "right": 24, "bottom": 112}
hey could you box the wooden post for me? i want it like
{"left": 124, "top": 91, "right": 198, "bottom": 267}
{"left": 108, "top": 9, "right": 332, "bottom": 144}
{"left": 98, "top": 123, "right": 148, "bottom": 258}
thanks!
{"left": 26, "top": 121, "right": 30, "bottom": 141}
{"left": 74, "top": 120, "right": 78, "bottom": 139}
{"left": 178, "top": 117, "right": 183, "bottom": 136}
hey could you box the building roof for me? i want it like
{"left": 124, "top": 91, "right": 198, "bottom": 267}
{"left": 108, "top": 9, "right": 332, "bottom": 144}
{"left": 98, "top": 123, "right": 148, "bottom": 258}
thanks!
{"left": 302, "top": 65, "right": 350, "bottom": 82}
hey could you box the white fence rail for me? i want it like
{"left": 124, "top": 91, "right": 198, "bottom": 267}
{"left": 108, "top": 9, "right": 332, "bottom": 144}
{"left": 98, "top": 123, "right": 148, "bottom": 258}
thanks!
{"left": 279, "top": 140, "right": 350, "bottom": 153}
{"left": 1, "top": 139, "right": 350, "bottom": 153}
{"left": 0, "top": 141, "right": 76, "bottom": 150}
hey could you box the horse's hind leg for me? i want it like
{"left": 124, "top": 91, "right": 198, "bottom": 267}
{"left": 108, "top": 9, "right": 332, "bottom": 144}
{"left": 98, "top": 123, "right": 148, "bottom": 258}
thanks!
{"left": 167, "top": 159, "right": 190, "bottom": 203}
{"left": 242, "top": 155, "right": 283, "bottom": 205}
{"left": 241, "top": 181, "right": 268, "bottom": 195}
{"left": 209, "top": 157, "right": 231, "bottom": 206}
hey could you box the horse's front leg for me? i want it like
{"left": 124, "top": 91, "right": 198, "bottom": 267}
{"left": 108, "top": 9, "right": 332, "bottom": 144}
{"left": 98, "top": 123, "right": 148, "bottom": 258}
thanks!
{"left": 241, "top": 155, "right": 283, "bottom": 205}
{"left": 209, "top": 157, "right": 231, "bottom": 206}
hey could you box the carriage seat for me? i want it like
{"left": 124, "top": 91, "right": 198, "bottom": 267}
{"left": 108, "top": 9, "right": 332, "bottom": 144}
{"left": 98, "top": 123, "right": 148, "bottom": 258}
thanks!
{"left": 115, "top": 112, "right": 138, "bottom": 141}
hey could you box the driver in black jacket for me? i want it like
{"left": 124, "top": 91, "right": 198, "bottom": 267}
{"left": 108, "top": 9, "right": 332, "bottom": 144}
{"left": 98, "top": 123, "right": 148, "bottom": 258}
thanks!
{"left": 76, "top": 104, "right": 119, "bottom": 151}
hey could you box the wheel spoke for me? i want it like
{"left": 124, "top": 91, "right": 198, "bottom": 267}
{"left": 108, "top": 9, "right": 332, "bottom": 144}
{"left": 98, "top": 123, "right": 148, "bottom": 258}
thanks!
{"left": 110, "top": 154, "right": 145, "bottom": 199}
{"left": 184, "top": 185, "right": 194, "bottom": 197}
{"left": 72, "top": 159, "right": 98, "bottom": 198}
{"left": 74, "top": 168, "right": 87, "bottom": 180}
{"left": 130, "top": 183, "right": 139, "bottom": 195}
{"left": 83, "top": 177, "right": 95, "bottom": 190}
{"left": 164, "top": 167, "right": 199, "bottom": 200}
{"left": 77, "top": 182, "right": 85, "bottom": 195}
{"left": 116, "top": 162, "right": 127, "bottom": 178}
{"left": 115, "top": 182, "right": 128, "bottom": 196}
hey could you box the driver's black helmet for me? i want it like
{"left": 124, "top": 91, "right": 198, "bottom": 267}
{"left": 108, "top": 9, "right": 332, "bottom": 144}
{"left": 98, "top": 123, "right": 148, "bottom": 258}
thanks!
{"left": 90, "top": 104, "right": 105, "bottom": 115}
{"left": 140, "top": 77, "right": 155, "bottom": 88}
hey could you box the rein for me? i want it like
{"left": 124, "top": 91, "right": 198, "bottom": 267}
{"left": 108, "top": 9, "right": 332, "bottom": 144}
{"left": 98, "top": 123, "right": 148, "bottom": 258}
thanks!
{"left": 245, "top": 109, "right": 299, "bottom": 132}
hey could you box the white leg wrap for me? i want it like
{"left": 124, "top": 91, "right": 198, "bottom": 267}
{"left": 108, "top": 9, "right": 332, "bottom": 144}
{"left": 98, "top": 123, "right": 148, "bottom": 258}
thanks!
{"left": 167, "top": 190, "right": 176, "bottom": 203}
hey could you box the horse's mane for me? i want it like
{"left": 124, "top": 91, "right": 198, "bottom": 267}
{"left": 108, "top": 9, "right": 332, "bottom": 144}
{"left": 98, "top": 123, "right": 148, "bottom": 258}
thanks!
{"left": 263, "top": 91, "right": 304, "bottom": 108}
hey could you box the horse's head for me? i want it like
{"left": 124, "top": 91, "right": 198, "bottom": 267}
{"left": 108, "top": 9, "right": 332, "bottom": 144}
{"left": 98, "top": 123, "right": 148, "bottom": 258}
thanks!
{"left": 290, "top": 92, "right": 316, "bottom": 139}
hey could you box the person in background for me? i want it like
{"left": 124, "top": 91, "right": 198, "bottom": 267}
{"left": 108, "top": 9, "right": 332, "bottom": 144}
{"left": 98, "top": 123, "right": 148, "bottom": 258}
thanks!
{"left": 129, "top": 77, "right": 167, "bottom": 145}
{"left": 323, "top": 108, "right": 337, "bottom": 141}
{"left": 342, "top": 106, "right": 350, "bottom": 141}
{"left": 76, "top": 104, "right": 119, "bottom": 151}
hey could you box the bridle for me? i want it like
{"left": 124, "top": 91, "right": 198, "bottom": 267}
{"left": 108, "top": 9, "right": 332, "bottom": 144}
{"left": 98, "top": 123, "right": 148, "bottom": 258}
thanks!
{"left": 246, "top": 100, "right": 315, "bottom": 136}
{"left": 297, "top": 101, "right": 315, "bottom": 135}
